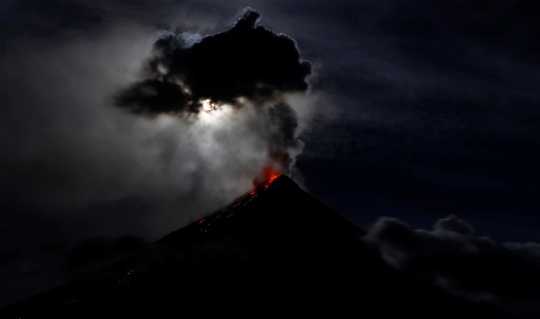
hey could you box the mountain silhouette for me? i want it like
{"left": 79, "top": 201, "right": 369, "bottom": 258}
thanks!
{"left": 1, "top": 176, "right": 513, "bottom": 318}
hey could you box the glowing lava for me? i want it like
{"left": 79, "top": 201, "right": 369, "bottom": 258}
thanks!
{"left": 252, "top": 166, "right": 281, "bottom": 192}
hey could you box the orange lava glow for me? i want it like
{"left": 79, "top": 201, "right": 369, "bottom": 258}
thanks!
{"left": 252, "top": 166, "right": 281, "bottom": 192}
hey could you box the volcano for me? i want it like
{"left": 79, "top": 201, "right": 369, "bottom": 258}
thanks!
{"left": 1, "top": 176, "right": 512, "bottom": 318}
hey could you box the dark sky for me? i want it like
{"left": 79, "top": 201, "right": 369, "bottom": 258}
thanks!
{"left": 1, "top": 0, "right": 540, "bottom": 315}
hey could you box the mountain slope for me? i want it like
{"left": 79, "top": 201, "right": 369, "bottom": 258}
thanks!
{"left": 1, "top": 176, "right": 513, "bottom": 318}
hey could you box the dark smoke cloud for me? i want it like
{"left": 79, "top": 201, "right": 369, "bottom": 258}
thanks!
{"left": 363, "top": 215, "right": 540, "bottom": 318}
{"left": 114, "top": 7, "right": 313, "bottom": 177}
{"left": 115, "top": 7, "right": 312, "bottom": 115}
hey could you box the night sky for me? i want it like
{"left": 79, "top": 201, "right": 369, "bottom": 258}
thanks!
{"left": 1, "top": 0, "right": 540, "bottom": 315}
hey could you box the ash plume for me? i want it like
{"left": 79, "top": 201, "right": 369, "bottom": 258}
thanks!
{"left": 267, "top": 102, "right": 302, "bottom": 172}
{"left": 115, "top": 7, "right": 312, "bottom": 176}
{"left": 116, "top": 7, "right": 311, "bottom": 113}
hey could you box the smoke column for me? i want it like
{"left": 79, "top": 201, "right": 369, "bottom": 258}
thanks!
{"left": 115, "top": 8, "right": 312, "bottom": 180}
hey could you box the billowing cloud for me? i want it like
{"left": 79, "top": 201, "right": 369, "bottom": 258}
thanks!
{"left": 115, "top": 7, "right": 312, "bottom": 115}
{"left": 363, "top": 215, "right": 540, "bottom": 318}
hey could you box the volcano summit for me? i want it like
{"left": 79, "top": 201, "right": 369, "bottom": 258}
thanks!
{"left": 1, "top": 176, "right": 512, "bottom": 318}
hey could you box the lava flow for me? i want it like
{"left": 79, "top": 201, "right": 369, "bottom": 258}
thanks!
{"left": 252, "top": 166, "right": 281, "bottom": 192}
